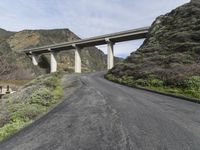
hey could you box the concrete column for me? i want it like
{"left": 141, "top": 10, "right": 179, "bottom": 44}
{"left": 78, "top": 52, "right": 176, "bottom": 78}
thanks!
{"left": 74, "top": 46, "right": 81, "bottom": 73}
{"left": 106, "top": 39, "right": 114, "bottom": 70}
{"left": 50, "top": 51, "right": 57, "bottom": 73}
{"left": 32, "top": 53, "right": 38, "bottom": 66}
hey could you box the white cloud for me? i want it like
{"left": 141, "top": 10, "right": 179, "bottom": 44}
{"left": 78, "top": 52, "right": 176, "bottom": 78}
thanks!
{"left": 0, "top": 0, "right": 190, "bottom": 57}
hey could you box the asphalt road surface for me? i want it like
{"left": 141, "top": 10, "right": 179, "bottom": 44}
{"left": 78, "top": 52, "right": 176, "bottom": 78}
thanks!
{"left": 0, "top": 72, "right": 200, "bottom": 150}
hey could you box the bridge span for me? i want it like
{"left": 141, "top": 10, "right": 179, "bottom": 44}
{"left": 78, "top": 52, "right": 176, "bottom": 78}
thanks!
{"left": 23, "top": 27, "right": 150, "bottom": 73}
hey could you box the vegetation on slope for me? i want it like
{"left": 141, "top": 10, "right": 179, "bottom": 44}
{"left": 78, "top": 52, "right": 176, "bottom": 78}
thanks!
{"left": 106, "top": 72, "right": 200, "bottom": 100}
{"left": 106, "top": 1, "right": 200, "bottom": 100}
{"left": 0, "top": 72, "right": 63, "bottom": 141}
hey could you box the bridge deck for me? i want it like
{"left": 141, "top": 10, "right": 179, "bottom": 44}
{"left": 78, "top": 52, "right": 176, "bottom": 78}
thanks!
{"left": 23, "top": 26, "right": 150, "bottom": 55}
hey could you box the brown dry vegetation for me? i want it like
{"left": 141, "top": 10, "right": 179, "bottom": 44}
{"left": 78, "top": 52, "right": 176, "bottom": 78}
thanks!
{"left": 0, "top": 28, "right": 108, "bottom": 80}
{"left": 107, "top": 0, "right": 200, "bottom": 99}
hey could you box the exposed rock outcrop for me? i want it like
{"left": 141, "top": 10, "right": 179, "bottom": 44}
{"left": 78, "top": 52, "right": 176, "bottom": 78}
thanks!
{"left": 0, "top": 29, "right": 107, "bottom": 79}
{"left": 108, "top": 0, "right": 200, "bottom": 86}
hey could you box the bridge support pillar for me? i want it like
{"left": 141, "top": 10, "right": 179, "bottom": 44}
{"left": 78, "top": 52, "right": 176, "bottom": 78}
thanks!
{"left": 32, "top": 53, "right": 38, "bottom": 66}
{"left": 106, "top": 39, "right": 114, "bottom": 70}
{"left": 50, "top": 51, "right": 57, "bottom": 73}
{"left": 74, "top": 46, "right": 81, "bottom": 73}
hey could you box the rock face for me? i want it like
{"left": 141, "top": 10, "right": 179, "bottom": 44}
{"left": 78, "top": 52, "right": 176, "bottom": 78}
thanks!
{"left": 108, "top": 0, "right": 200, "bottom": 86}
{"left": 0, "top": 29, "right": 106, "bottom": 79}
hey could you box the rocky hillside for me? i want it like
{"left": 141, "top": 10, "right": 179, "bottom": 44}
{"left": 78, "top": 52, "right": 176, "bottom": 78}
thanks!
{"left": 0, "top": 28, "right": 106, "bottom": 79}
{"left": 106, "top": 0, "right": 200, "bottom": 99}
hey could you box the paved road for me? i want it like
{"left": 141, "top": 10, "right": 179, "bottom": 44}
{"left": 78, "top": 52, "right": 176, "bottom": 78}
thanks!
{"left": 0, "top": 72, "right": 200, "bottom": 150}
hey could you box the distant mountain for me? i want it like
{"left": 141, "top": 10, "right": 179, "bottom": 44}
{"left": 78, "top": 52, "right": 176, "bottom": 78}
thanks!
{"left": 0, "top": 29, "right": 14, "bottom": 42}
{"left": 0, "top": 28, "right": 108, "bottom": 79}
{"left": 106, "top": 0, "right": 200, "bottom": 99}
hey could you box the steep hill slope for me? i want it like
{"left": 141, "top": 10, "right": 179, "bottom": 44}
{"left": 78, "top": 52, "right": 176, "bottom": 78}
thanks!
{"left": 106, "top": 0, "right": 200, "bottom": 99}
{"left": 0, "top": 28, "right": 106, "bottom": 79}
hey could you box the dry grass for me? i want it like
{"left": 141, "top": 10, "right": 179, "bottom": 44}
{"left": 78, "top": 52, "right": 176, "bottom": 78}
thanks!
{"left": 0, "top": 80, "right": 31, "bottom": 86}
{"left": 0, "top": 80, "right": 31, "bottom": 91}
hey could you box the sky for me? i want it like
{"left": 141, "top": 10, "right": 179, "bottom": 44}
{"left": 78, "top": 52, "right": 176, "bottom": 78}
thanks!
{"left": 0, "top": 0, "right": 190, "bottom": 58}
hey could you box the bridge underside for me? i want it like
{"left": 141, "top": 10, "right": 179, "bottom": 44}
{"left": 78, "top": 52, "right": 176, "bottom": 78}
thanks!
{"left": 24, "top": 27, "right": 149, "bottom": 73}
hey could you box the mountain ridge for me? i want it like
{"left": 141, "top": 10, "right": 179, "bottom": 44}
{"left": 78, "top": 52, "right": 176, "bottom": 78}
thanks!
{"left": 0, "top": 28, "right": 108, "bottom": 79}
{"left": 106, "top": 0, "right": 200, "bottom": 99}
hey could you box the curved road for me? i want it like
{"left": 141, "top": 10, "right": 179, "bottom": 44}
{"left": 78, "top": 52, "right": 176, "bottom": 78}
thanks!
{"left": 0, "top": 72, "right": 200, "bottom": 150}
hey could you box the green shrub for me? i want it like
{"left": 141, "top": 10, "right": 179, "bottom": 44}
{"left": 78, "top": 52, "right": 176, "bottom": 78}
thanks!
{"left": 148, "top": 78, "right": 164, "bottom": 87}
{"left": 135, "top": 79, "right": 149, "bottom": 86}
{"left": 185, "top": 76, "right": 200, "bottom": 90}
{"left": 9, "top": 103, "right": 46, "bottom": 122}
{"left": 29, "top": 88, "right": 55, "bottom": 107}
{"left": 0, "top": 72, "right": 64, "bottom": 141}
{"left": 53, "top": 86, "right": 64, "bottom": 99}
{"left": 184, "top": 89, "right": 200, "bottom": 98}
{"left": 44, "top": 76, "right": 59, "bottom": 88}
{"left": 0, "top": 119, "right": 31, "bottom": 141}
{"left": 121, "top": 76, "right": 135, "bottom": 86}
{"left": 105, "top": 74, "right": 116, "bottom": 81}
{"left": 164, "top": 88, "right": 181, "bottom": 94}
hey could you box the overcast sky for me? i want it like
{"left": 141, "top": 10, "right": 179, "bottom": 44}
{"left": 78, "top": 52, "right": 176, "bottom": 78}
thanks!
{"left": 0, "top": 0, "right": 190, "bottom": 58}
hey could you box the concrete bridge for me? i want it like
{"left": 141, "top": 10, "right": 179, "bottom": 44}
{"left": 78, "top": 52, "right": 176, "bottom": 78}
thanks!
{"left": 23, "top": 27, "right": 150, "bottom": 73}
